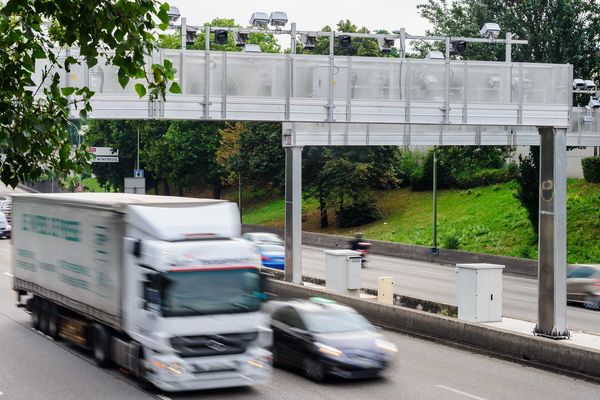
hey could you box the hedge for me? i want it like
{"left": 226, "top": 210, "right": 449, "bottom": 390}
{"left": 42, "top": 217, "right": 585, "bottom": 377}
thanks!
{"left": 582, "top": 157, "right": 600, "bottom": 183}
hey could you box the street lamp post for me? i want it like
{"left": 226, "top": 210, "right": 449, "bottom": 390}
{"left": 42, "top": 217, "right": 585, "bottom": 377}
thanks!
{"left": 432, "top": 147, "right": 438, "bottom": 255}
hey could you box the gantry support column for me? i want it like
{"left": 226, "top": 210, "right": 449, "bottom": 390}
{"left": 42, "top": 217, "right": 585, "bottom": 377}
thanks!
{"left": 534, "top": 127, "right": 569, "bottom": 339}
{"left": 284, "top": 142, "right": 303, "bottom": 285}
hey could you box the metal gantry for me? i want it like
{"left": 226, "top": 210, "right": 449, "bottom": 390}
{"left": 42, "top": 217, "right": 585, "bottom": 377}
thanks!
{"left": 33, "top": 43, "right": 600, "bottom": 340}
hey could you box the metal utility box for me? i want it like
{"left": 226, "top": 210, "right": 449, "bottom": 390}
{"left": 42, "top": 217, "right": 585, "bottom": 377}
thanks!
{"left": 456, "top": 263, "right": 505, "bottom": 322}
{"left": 378, "top": 277, "right": 394, "bottom": 305}
{"left": 325, "top": 250, "right": 362, "bottom": 297}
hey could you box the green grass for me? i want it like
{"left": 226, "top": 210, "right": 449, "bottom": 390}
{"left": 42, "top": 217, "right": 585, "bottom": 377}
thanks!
{"left": 242, "top": 179, "right": 600, "bottom": 264}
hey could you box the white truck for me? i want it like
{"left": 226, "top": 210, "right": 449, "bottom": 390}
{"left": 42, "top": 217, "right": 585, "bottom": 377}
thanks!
{"left": 12, "top": 193, "right": 272, "bottom": 392}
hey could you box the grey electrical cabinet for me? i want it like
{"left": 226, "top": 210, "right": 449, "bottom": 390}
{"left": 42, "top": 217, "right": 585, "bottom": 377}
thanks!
{"left": 325, "top": 250, "right": 362, "bottom": 297}
{"left": 456, "top": 263, "right": 504, "bottom": 322}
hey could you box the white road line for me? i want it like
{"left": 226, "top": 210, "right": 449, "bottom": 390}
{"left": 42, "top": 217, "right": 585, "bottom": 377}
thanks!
{"left": 436, "top": 385, "right": 489, "bottom": 400}
{"left": 3, "top": 272, "right": 12, "bottom": 277}
{"left": 156, "top": 395, "right": 171, "bottom": 400}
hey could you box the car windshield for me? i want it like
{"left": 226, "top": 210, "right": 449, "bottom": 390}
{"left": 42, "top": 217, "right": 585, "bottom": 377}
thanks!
{"left": 160, "top": 268, "right": 263, "bottom": 317}
{"left": 303, "top": 310, "right": 375, "bottom": 334}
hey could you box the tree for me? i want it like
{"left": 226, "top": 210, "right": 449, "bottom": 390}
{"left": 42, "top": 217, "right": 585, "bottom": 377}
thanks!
{"left": 0, "top": 0, "right": 180, "bottom": 188}
{"left": 162, "top": 121, "right": 225, "bottom": 197}
{"left": 216, "top": 122, "right": 244, "bottom": 187}
{"left": 238, "top": 122, "right": 285, "bottom": 193}
{"left": 417, "top": 0, "right": 600, "bottom": 79}
{"left": 85, "top": 120, "right": 170, "bottom": 192}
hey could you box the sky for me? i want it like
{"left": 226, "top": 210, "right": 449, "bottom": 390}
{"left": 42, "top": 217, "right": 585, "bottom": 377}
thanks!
{"left": 168, "top": 0, "right": 433, "bottom": 44}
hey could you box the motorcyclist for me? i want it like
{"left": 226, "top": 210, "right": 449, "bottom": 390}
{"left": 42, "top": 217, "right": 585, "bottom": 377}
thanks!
{"left": 349, "top": 233, "right": 370, "bottom": 266}
{"left": 349, "top": 233, "right": 364, "bottom": 252}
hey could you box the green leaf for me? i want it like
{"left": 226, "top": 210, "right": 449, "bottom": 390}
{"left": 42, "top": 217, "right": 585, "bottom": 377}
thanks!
{"left": 135, "top": 83, "right": 147, "bottom": 98}
{"left": 61, "top": 87, "right": 76, "bottom": 96}
{"left": 118, "top": 68, "right": 130, "bottom": 88}
{"left": 169, "top": 82, "right": 182, "bottom": 94}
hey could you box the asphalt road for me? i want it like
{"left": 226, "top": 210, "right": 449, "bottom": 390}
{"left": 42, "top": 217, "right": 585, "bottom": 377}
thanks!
{"left": 0, "top": 240, "right": 599, "bottom": 400}
{"left": 302, "top": 246, "right": 600, "bottom": 333}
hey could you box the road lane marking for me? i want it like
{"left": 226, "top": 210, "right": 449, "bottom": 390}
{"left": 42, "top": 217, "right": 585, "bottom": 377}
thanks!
{"left": 3, "top": 272, "right": 12, "bottom": 277}
{"left": 156, "top": 395, "right": 171, "bottom": 400}
{"left": 436, "top": 385, "right": 488, "bottom": 400}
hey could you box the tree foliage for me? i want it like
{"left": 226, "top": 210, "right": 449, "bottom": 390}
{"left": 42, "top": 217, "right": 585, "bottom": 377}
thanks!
{"left": 417, "top": 0, "right": 600, "bottom": 80}
{"left": 0, "top": 0, "right": 180, "bottom": 187}
{"left": 515, "top": 146, "right": 540, "bottom": 233}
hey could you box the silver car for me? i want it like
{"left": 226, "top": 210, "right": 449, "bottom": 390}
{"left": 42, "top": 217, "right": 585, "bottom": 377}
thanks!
{"left": 567, "top": 265, "right": 600, "bottom": 310}
{"left": 242, "top": 232, "right": 284, "bottom": 246}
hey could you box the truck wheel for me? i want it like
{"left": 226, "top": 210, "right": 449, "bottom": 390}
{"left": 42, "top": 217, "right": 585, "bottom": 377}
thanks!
{"left": 47, "top": 303, "right": 60, "bottom": 340}
{"left": 31, "top": 297, "right": 41, "bottom": 330}
{"left": 92, "top": 324, "right": 111, "bottom": 367}
{"left": 39, "top": 299, "right": 50, "bottom": 335}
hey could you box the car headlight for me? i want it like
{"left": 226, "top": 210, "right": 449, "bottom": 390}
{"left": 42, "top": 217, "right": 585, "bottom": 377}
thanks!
{"left": 315, "top": 342, "right": 343, "bottom": 357}
{"left": 375, "top": 339, "right": 398, "bottom": 353}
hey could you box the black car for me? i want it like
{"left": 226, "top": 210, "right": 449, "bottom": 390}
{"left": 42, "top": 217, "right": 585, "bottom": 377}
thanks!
{"left": 269, "top": 298, "right": 397, "bottom": 381}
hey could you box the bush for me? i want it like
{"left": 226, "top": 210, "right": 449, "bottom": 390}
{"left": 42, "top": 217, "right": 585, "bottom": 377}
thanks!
{"left": 397, "top": 150, "right": 423, "bottom": 187}
{"left": 336, "top": 200, "right": 382, "bottom": 228}
{"left": 582, "top": 157, "right": 600, "bottom": 183}
{"left": 442, "top": 233, "right": 461, "bottom": 250}
{"left": 456, "top": 167, "right": 514, "bottom": 189}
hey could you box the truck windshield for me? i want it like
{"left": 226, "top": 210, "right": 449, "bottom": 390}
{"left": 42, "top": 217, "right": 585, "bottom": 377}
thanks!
{"left": 161, "top": 268, "right": 263, "bottom": 317}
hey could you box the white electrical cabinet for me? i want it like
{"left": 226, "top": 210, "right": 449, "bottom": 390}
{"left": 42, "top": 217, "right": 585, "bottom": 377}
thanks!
{"left": 325, "top": 250, "right": 362, "bottom": 297}
{"left": 456, "top": 263, "right": 504, "bottom": 322}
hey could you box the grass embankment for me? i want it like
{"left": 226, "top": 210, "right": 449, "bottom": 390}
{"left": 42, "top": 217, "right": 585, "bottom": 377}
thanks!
{"left": 243, "top": 179, "right": 600, "bottom": 264}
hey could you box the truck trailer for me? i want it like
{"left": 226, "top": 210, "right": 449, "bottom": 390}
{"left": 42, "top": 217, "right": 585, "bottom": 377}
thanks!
{"left": 11, "top": 193, "right": 272, "bottom": 392}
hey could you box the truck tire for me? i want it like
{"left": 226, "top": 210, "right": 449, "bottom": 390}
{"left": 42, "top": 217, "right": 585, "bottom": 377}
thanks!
{"left": 31, "top": 297, "right": 41, "bottom": 331}
{"left": 47, "top": 303, "right": 60, "bottom": 340}
{"left": 39, "top": 299, "right": 50, "bottom": 335}
{"left": 92, "top": 324, "right": 111, "bottom": 367}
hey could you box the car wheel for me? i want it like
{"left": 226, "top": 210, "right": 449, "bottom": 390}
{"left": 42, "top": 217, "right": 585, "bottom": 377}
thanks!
{"left": 271, "top": 346, "right": 282, "bottom": 368}
{"left": 92, "top": 323, "right": 111, "bottom": 367}
{"left": 303, "top": 357, "right": 325, "bottom": 382}
{"left": 584, "top": 295, "right": 600, "bottom": 310}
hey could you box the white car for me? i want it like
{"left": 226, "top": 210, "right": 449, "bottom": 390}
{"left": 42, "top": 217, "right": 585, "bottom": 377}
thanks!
{"left": 242, "top": 232, "right": 284, "bottom": 246}
{"left": 0, "top": 212, "right": 11, "bottom": 239}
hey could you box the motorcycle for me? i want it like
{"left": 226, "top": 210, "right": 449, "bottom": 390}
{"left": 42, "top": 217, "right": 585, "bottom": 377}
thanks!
{"left": 350, "top": 240, "right": 371, "bottom": 267}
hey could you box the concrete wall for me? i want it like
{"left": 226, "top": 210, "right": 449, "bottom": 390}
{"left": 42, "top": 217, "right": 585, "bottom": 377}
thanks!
{"left": 267, "top": 279, "right": 600, "bottom": 380}
{"left": 244, "top": 225, "right": 538, "bottom": 278}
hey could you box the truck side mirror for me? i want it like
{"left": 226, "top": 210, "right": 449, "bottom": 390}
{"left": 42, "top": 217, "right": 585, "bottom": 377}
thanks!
{"left": 133, "top": 239, "right": 142, "bottom": 258}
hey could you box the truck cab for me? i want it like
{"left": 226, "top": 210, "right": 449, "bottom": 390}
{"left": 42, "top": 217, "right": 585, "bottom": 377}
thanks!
{"left": 122, "top": 204, "right": 272, "bottom": 392}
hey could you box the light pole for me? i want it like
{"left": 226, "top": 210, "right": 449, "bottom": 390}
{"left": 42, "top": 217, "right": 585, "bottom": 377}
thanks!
{"left": 432, "top": 147, "right": 438, "bottom": 255}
